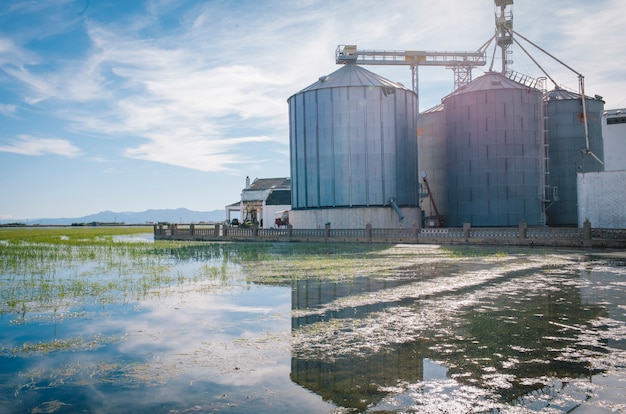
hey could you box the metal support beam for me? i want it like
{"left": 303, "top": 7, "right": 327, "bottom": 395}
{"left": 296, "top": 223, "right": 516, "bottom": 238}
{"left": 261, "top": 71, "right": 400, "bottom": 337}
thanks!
{"left": 336, "top": 44, "right": 487, "bottom": 95}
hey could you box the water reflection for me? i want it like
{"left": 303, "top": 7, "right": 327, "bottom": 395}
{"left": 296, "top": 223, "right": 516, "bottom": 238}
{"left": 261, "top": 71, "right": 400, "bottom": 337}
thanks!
{"left": 2, "top": 240, "right": 625, "bottom": 413}
{"left": 289, "top": 252, "right": 626, "bottom": 412}
{"left": 0, "top": 279, "right": 334, "bottom": 414}
{"left": 580, "top": 266, "right": 626, "bottom": 350}
{"left": 0, "top": 243, "right": 334, "bottom": 414}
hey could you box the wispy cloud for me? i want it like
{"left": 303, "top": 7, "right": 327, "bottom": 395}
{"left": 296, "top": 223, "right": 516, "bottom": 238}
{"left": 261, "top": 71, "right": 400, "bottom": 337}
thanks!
{"left": 124, "top": 133, "right": 276, "bottom": 173}
{"left": 0, "top": 135, "right": 83, "bottom": 157}
{"left": 0, "top": 103, "right": 17, "bottom": 117}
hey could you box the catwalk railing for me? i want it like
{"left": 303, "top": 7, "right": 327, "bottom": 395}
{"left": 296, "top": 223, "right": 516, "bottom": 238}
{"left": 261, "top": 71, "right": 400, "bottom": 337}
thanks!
{"left": 154, "top": 222, "right": 626, "bottom": 248}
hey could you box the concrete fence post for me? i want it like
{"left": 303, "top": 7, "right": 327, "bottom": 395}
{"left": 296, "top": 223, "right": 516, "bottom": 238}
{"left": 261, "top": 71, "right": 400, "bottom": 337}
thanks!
{"left": 412, "top": 222, "right": 419, "bottom": 242}
{"left": 583, "top": 220, "right": 592, "bottom": 246}
{"left": 287, "top": 224, "right": 293, "bottom": 241}
{"left": 519, "top": 222, "right": 527, "bottom": 240}
{"left": 190, "top": 223, "right": 195, "bottom": 238}
{"left": 366, "top": 223, "right": 372, "bottom": 242}
{"left": 463, "top": 223, "right": 471, "bottom": 240}
{"left": 324, "top": 223, "right": 331, "bottom": 242}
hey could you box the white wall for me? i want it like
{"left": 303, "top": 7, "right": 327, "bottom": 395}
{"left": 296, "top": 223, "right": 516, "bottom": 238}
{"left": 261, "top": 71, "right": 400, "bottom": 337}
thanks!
{"left": 241, "top": 189, "right": 270, "bottom": 202}
{"left": 290, "top": 207, "right": 421, "bottom": 229}
{"left": 262, "top": 204, "right": 290, "bottom": 228}
{"left": 602, "top": 109, "right": 626, "bottom": 171}
{"left": 578, "top": 171, "right": 626, "bottom": 228}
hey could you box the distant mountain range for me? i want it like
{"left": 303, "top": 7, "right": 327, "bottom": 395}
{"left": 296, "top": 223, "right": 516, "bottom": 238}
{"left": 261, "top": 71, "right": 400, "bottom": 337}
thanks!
{"left": 2, "top": 208, "right": 227, "bottom": 225}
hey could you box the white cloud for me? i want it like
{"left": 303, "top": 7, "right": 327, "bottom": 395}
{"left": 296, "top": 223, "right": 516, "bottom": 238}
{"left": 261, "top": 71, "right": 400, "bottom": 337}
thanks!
{"left": 124, "top": 132, "right": 276, "bottom": 173}
{"left": 0, "top": 103, "right": 17, "bottom": 117}
{"left": 0, "top": 135, "right": 83, "bottom": 157}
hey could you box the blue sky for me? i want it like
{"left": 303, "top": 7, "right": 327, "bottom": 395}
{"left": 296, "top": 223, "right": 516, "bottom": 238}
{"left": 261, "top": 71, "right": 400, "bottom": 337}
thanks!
{"left": 1, "top": 0, "right": 624, "bottom": 220}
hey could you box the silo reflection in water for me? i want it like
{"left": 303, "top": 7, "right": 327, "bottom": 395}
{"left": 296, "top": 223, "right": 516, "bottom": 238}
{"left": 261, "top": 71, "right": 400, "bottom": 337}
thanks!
{"left": 290, "top": 277, "right": 424, "bottom": 411}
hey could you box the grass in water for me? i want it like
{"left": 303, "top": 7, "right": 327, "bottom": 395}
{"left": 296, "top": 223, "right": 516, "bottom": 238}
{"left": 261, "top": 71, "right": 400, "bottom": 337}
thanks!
{"left": 0, "top": 227, "right": 538, "bottom": 330}
{"left": 0, "top": 227, "right": 244, "bottom": 320}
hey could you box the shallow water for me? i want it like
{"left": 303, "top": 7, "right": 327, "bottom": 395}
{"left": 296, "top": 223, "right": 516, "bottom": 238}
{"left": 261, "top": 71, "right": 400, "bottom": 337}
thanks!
{"left": 1, "top": 241, "right": 625, "bottom": 413}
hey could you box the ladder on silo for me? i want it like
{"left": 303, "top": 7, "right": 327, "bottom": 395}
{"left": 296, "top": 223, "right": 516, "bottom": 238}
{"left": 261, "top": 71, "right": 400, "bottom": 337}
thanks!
{"left": 540, "top": 79, "right": 558, "bottom": 213}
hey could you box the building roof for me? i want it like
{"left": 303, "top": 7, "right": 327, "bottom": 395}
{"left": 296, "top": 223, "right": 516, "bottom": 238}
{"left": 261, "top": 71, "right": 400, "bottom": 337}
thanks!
{"left": 265, "top": 189, "right": 291, "bottom": 206}
{"left": 245, "top": 177, "right": 291, "bottom": 191}
{"left": 293, "top": 64, "right": 410, "bottom": 95}
{"left": 604, "top": 108, "right": 626, "bottom": 116}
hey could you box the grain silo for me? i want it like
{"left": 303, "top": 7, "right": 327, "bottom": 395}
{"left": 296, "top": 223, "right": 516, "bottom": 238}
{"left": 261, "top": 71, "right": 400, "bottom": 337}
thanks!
{"left": 418, "top": 104, "right": 448, "bottom": 226}
{"left": 544, "top": 89, "right": 605, "bottom": 226}
{"left": 444, "top": 72, "right": 545, "bottom": 227}
{"left": 288, "top": 64, "right": 420, "bottom": 229}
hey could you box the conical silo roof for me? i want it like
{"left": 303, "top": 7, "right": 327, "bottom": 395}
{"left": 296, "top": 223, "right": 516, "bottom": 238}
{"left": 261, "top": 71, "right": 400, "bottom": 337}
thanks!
{"left": 294, "top": 64, "right": 410, "bottom": 95}
{"left": 545, "top": 87, "right": 603, "bottom": 102}
{"left": 545, "top": 88, "right": 581, "bottom": 101}
{"left": 443, "top": 72, "right": 534, "bottom": 100}
{"left": 421, "top": 103, "right": 444, "bottom": 114}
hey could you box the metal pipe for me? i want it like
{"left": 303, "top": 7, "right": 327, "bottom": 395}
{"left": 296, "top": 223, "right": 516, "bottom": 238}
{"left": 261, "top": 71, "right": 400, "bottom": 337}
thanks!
{"left": 512, "top": 30, "right": 581, "bottom": 76}
{"left": 511, "top": 30, "right": 603, "bottom": 166}
{"left": 579, "top": 75, "right": 603, "bottom": 165}
{"left": 512, "top": 37, "right": 558, "bottom": 88}
{"left": 389, "top": 198, "right": 404, "bottom": 222}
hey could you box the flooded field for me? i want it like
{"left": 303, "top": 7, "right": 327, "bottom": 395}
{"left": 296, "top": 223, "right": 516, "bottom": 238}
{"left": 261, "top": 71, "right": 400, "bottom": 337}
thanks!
{"left": 1, "top": 227, "right": 625, "bottom": 413}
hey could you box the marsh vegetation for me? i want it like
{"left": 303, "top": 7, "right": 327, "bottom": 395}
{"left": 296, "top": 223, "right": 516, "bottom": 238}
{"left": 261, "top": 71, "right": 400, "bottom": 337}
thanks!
{"left": 1, "top": 227, "right": 625, "bottom": 413}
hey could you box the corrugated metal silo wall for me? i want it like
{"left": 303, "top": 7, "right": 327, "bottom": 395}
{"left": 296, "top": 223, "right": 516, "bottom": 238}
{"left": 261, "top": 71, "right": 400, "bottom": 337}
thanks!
{"left": 445, "top": 86, "right": 544, "bottom": 226}
{"left": 289, "top": 85, "right": 419, "bottom": 210}
{"left": 417, "top": 109, "right": 448, "bottom": 220}
{"left": 546, "top": 98, "right": 604, "bottom": 226}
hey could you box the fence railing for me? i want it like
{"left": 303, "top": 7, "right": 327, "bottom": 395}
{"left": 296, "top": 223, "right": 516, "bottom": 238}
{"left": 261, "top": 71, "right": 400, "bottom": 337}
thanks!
{"left": 527, "top": 227, "right": 582, "bottom": 240}
{"left": 591, "top": 228, "right": 626, "bottom": 240}
{"left": 154, "top": 222, "right": 626, "bottom": 248}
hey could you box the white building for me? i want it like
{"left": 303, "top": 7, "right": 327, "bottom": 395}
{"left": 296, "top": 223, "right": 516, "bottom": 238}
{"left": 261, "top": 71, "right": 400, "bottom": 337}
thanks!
{"left": 602, "top": 109, "right": 626, "bottom": 171}
{"left": 225, "top": 177, "right": 291, "bottom": 228}
{"left": 577, "top": 109, "right": 626, "bottom": 228}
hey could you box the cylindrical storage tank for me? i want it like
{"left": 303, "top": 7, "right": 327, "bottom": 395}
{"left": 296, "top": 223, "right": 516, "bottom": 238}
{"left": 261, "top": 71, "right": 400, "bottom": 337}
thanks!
{"left": 444, "top": 72, "right": 544, "bottom": 227}
{"left": 418, "top": 104, "right": 448, "bottom": 225}
{"left": 287, "top": 64, "right": 419, "bottom": 228}
{"left": 545, "top": 89, "right": 604, "bottom": 226}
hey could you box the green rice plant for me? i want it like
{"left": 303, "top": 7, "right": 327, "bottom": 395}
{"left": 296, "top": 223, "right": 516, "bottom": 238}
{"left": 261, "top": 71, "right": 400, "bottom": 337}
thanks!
{"left": 0, "top": 226, "right": 151, "bottom": 245}
{"left": 1, "top": 334, "right": 123, "bottom": 356}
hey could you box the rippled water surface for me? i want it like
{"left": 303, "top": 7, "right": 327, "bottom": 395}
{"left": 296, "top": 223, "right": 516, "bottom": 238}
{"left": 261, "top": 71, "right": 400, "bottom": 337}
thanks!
{"left": 1, "top": 234, "right": 625, "bottom": 413}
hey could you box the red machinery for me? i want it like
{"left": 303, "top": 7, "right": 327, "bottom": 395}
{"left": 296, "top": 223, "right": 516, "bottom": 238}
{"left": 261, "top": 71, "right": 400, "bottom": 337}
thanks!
{"left": 422, "top": 172, "right": 445, "bottom": 227}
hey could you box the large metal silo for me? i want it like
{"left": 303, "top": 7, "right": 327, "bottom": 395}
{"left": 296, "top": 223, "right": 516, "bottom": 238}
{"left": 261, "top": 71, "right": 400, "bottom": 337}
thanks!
{"left": 545, "top": 89, "right": 604, "bottom": 226}
{"left": 444, "top": 72, "right": 544, "bottom": 227}
{"left": 288, "top": 64, "right": 419, "bottom": 226}
{"left": 418, "top": 104, "right": 448, "bottom": 224}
